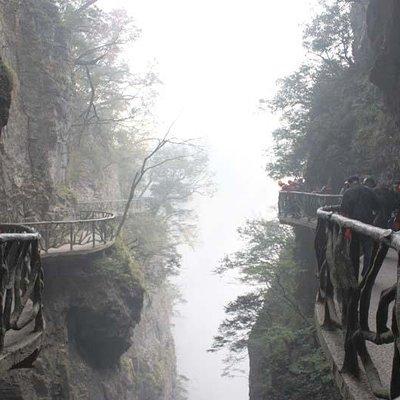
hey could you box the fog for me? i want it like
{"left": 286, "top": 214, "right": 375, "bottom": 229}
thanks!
{"left": 99, "top": 0, "right": 319, "bottom": 398}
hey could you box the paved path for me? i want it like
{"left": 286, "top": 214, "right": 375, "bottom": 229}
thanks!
{"left": 41, "top": 239, "right": 114, "bottom": 259}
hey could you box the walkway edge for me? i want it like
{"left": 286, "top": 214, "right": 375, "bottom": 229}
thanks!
{"left": 41, "top": 241, "right": 115, "bottom": 259}
{"left": 315, "top": 302, "right": 376, "bottom": 400}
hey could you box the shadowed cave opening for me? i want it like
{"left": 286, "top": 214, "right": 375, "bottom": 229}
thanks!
{"left": 67, "top": 306, "right": 130, "bottom": 369}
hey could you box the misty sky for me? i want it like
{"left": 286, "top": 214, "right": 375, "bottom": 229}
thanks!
{"left": 99, "top": 1, "right": 319, "bottom": 398}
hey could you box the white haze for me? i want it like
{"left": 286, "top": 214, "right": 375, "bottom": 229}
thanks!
{"left": 99, "top": 1, "right": 319, "bottom": 398}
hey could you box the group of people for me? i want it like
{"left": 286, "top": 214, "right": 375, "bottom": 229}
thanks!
{"left": 278, "top": 178, "right": 333, "bottom": 194}
{"left": 279, "top": 174, "right": 400, "bottom": 277}
{"left": 277, "top": 178, "right": 306, "bottom": 192}
{"left": 340, "top": 175, "right": 400, "bottom": 276}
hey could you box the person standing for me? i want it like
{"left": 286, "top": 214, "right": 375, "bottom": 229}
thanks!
{"left": 340, "top": 176, "right": 381, "bottom": 277}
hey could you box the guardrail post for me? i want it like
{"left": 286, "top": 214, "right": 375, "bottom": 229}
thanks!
{"left": 0, "top": 224, "right": 44, "bottom": 369}
{"left": 92, "top": 221, "right": 96, "bottom": 247}
{"left": 44, "top": 224, "right": 49, "bottom": 253}
{"left": 69, "top": 224, "right": 73, "bottom": 251}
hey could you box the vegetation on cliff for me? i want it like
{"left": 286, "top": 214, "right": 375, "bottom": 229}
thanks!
{"left": 263, "top": 0, "right": 399, "bottom": 189}
{"left": 0, "top": 1, "right": 212, "bottom": 398}
{"left": 211, "top": 220, "right": 339, "bottom": 399}
{"left": 56, "top": 2, "right": 210, "bottom": 398}
{"left": 212, "top": 1, "right": 397, "bottom": 398}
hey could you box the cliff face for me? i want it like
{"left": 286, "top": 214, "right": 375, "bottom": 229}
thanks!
{"left": 0, "top": 246, "right": 178, "bottom": 400}
{"left": 0, "top": 2, "right": 180, "bottom": 399}
{"left": 129, "top": 286, "right": 178, "bottom": 400}
{"left": 0, "top": 0, "right": 120, "bottom": 211}
{"left": 367, "top": 0, "right": 400, "bottom": 122}
{"left": 248, "top": 227, "right": 340, "bottom": 400}
{"left": 0, "top": 249, "right": 142, "bottom": 399}
{"left": 0, "top": 0, "right": 73, "bottom": 211}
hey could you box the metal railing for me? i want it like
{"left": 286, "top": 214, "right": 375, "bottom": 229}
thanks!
{"left": 278, "top": 191, "right": 342, "bottom": 221}
{"left": 23, "top": 210, "right": 116, "bottom": 254}
{"left": 0, "top": 224, "right": 44, "bottom": 364}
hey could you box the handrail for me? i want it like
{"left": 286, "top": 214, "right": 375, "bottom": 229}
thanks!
{"left": 25, "top": 211, "right": 115, "bottom": 225}
{"left": 280, "top": 190, "right": 343, "bottom": 198}
{"left": 315, "top": 205, "right": 400, "bottom": 398}
{"left": 76, "top": 197, "right": 153, "bottom": 214}
{"left": 20, "top": 210, "right": 117, "bottom": 254}
{"left": 278, "top": 190, "right": 400, "bottom": 398}
{"left": 278, "top": 191, "right": 342, "bottom": 221}
{"left": 0, "top": 224, "right": 44, "bottom": 362}
{"left": 0, "top": 199, "right": 148, "bottom": 256}
{"left": 0, "top": 204, "right": 124, "bottom": 372}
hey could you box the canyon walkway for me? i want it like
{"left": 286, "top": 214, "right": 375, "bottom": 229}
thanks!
{"left": 279, "top": 191, "right": 400, "bottom": 400}
{"left": 0, "top": 198, "right": 147, "bottom": 374}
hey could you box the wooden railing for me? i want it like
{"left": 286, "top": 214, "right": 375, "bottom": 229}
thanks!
{"left": 24, "top": 210, "right": 116, "bottom": 254}
{"left": 0, "top": 224, "right": 44, "bottom": 369}
{"left": 278, "top": 191, "right": 342, "bottom": 221}
{"left": 76, "top": 197, "right": 153, "bottom": 215}
{"left": 0, "top": 198, "right": 149, "bottom": 256}
{"left": 278, "top": 190, "right": 400, "bottom": 398}
{"left": 316, "top": 206, "right": 400, "bottom": 399}
{"left": 0, "top": 199, "right": 137, "bottom": 373}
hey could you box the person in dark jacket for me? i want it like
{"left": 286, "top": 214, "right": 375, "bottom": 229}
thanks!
{"left": 340, "top": 177, "right": 381, "bottom": 277}
{"left": 363, "top": 176, "right": 376, "bottom": 189}
{"left": 340, "top": 175, "right": 362, "bottom": 194}
{"left": 373, "top": 186, "right": 400, "bottom": 228}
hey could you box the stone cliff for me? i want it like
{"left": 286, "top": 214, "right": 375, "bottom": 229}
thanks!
{"left": 0, "top": 246, "right": 143, "bottom": 399}
{"left": 0, "top": 2, "right": 180, "bottom": 399}
{"left": 367, "top": 0, "right": 400, "bottom": 123}
{"left": 0, "top": 0, "right": 72, "bottom": 212}
{"left": 248, "top": 227, "right": 340, "bottom": 400}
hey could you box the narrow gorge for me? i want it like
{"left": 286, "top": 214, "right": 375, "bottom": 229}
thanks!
{"left": 1, "top": 0, "right": 400, "bottom": 399}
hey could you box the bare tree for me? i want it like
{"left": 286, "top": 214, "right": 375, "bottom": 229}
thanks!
{"left": 116, "top": 124, "right": 194, "bottom": 237}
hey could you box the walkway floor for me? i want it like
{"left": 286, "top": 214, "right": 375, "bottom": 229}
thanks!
{"left": 41, "top": 239, "right": 114, "bottom": 259}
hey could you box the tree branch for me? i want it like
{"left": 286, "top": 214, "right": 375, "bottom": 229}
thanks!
{"left": 75, "top": 0, "right": 98, "bottom": 14}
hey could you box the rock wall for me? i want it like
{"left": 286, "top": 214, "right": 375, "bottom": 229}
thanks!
{"left": 0, "top": 246, "right": 178, "bottom": 400}
{"left": 367, "top": 0, "right": 400, "bottom": 122}
{"left": 248, "top": 227, "right": 340, "bottom": 400}
{"left": 128, "top": 286, "right": 178, "bottom": 400}
{"left": 0, "top": 0, "right": 73, "bottom": 210}
{"left": 0, "top": 249, "right": 144, "bottom": 400}
{"left": 0, "top": 2, "right": 180, "bottom": 399}
{"left": 0, "top": 0, "right": 120, "bottom": 210}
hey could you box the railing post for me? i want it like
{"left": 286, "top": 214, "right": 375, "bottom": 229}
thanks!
{"left": 44, "top": 224, "right": 49, "bottom": 253}
{"left": 69, "top": 224, "right": 73, "bottom": 251}
{"left": 92, "top": 221, "right": 96, "bottom": 248}
{"left": 0, "top": 244, "right": 5, "bottom": 353}
{"left": 0, "top": 225, "right": 44, "bottom": 370}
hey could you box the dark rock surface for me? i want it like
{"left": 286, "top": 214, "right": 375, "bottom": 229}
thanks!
{"left": 367, "top": 0, "right": 400, "bottom": 122}
{"left": 0, "top": 0, "right": 73, "bottom": 212}
{"left": 0, "top": 251, "right": 144, "bottom": 400}
{"left": 248, "top": 227, "right": 340, "bottom": 400}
